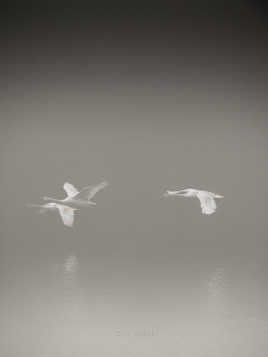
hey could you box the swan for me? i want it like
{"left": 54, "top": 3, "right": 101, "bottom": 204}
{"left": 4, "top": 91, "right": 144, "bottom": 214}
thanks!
{"left": 43, "top": 181, "right": 108, "bottom": 208}
{"left": 163, "top": 188, "right": 223, "bottom": 215}
{"left": 27, "top": 203, "right": 78, "bottom": 227}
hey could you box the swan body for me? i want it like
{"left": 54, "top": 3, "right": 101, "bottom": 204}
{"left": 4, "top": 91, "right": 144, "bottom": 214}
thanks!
{"left": 164, "top": 188, "right": 223, "bottom": 215}
{"left": 27, "top": 203, "right": 78, "bottom": 227}
{"left": 43, "top": 181, "right": 108, "bottom": 208}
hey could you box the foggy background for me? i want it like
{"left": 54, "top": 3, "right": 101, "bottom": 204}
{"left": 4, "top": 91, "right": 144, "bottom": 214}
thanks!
{"left": 2, "top": 2, "right": 268, "bottom": 356}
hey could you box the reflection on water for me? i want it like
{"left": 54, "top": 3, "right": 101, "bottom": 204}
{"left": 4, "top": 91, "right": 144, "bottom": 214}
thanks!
{"left": 207, "top": 268, "right": 228, "bottom": 315}
{"left": 64, "top": 255, "right": 79, "bottom": 274}
{"left": 62, "top": 254, "right": 80, "bottom": 315}
{"left": 1, "top": 246, "right": 268, "bottom": 357}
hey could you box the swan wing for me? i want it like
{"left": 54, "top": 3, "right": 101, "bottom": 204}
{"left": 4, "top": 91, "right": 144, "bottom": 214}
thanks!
{"left": 63, "top": 182, "right": 79, "bottom": 198}
{"left": 73, "top": 181, "right": 108, "bottom": 201}
{"left": 196, "top": 191, "right": 217, "bottom": 215}
{"left": 56, "top": 204, "right": 75, "bottom": 227}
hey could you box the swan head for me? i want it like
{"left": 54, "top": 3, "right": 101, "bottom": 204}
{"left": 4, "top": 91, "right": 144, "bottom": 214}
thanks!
{"left": 163, "top": 190, "right": 171, "bottom": 197}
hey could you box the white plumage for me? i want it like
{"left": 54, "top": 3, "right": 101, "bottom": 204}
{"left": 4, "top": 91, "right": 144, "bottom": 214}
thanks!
{"left": 27, "top": 202, "right": 77, "bottom": 227}
{"left": 63, "top": 182, "right": 79, "bottom": 198}
{"left": 43, "top": 181, "right": 109, "bottom": 207}
{"left": 28, "top": 181, "right": 108, "bottom": 227}
{"left": 164, "top": 188, "right": 223, "bottom": 215}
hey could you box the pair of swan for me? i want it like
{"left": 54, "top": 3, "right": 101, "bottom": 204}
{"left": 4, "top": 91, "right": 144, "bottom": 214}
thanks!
{"left": 29, "top": 182, "right": 223, "bottom": 227}
{"left": 28, "top": 181, "right": 108, "bottom": 227}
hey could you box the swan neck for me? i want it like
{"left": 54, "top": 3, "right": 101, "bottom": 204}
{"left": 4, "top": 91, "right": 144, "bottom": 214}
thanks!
{"left": 44, "top": 197, "right": 62, "bottom": 203}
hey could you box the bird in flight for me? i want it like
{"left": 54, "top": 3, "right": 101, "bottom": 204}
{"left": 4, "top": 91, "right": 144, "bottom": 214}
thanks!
{"left": 27, "top": 202, "right": 77, "bottom": 227}
{"left": 28, "top": 181, "right": 108, "bottom": 227}
{"left": 163, "top": 188, "right": 223, "bottom": 215}
{"left": 43, "top": 181, "right": 109, "bottom": 208}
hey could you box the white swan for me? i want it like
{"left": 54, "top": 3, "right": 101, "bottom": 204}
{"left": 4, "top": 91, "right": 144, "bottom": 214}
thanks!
{"left": 164, "top": 188, "right": 223, "bottom": 215}
{"left": 43, "top": 181, "right": 108, "bottom": 208}
{"left": 27, "top": 203, "right": 78, "bottom": 227}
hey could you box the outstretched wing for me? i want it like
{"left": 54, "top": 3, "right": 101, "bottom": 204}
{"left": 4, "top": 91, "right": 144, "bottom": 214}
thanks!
{"left": 56, "top": 204, "right": 76, "bottom": 227}
{"left": 196, "top": 191, "right": 217, "bottom": 215}
{"left": 63, "top": 182, "right": 79, "bottom": 198}
{"left": 73, "top": 181, "right": 108, "bottom": 201}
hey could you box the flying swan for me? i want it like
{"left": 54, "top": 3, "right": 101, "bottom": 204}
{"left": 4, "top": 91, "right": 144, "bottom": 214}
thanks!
{"left": 164, "top": 188, "right": 223, "bottom": 215}
{"left": 43, "top": 181, "right": 109, "bottom": 208}
{"left": 28, "top": 181, "right": 108, "bottom": 227}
